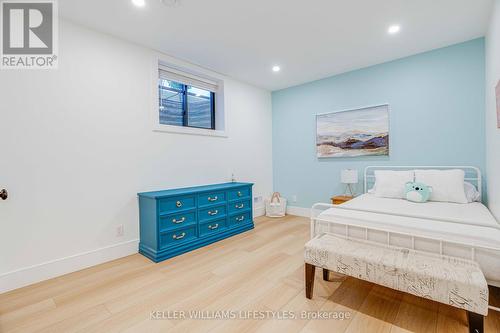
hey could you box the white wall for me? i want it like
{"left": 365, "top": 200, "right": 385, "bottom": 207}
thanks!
{"left": 486, "top": 0, "right": 500, "bottom": 220}
{"left": 0, "top": 20, "right": 273, "bottom": 292}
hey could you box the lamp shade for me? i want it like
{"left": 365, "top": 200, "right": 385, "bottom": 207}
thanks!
{"left": 341, "top": 169, "right": 358, "bottom": 184}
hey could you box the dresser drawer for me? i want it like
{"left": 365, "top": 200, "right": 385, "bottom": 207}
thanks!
{"left": 159, "top": 195, "right": 196, "bottom": 214}
{"left": 198, "top": 191, "right": 226, "bottom": 208}
{"left": 160, "top": 226, "right": 197, "bottom": 249}
{"left": 199, "top": 218, "right": 227, "bottom": 237}
{"left": 229, "top": 211, "right": 251, "bottom": 227}
{"left": 228, "top": 187, "right": 251, "bottom": 201}
{"left": 198, "top": 204, "right": 226, "bottom": 222}
{"left": 228, "top": 199, "right": 251, "bottom": 215}
{"left": 159, "top": 211, "right": 196, "bottom": 232}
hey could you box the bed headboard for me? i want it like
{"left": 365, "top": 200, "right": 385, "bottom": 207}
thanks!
{"left": 364, "top": 166, "right": 482, "bottom": 200}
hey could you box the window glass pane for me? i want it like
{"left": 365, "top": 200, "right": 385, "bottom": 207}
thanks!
{"left": 158, "top": 78, "right": 215, "bottom": 130}
{"left": 159, "top": 79, "right": 185, "bottom": 126}
{"left": 187, "top": 86, "right": 213, "bottom": 129}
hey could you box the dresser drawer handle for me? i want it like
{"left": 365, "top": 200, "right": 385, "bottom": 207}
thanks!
{"left": 208, "top": 196, "right": 218, "bottom": 202}
{"left": 236, "top": 216, "right": 245, "bottom": 222}
{"left": 237, "top": 191, "right": 243, "bottom": 197}
{"left": 208, "top": 223, "right": 219, "bottom": 230}
{"left": 208, "top": 209, "right": 218, "bottom": 216}
{"left": 172, "top": 232, "right": 186, "bottom": 240}
{"left": 176, "top": 201, "right": 182, "bottom": 208}
{"left": 235, "top": 203, "right": 244, "bottom": 209}
{"left": 172, "top": 217, "right": 185, "bottom": 224}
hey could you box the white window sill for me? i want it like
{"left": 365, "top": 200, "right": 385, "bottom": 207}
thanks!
{"left": 153, "top": 124, "right": 227, "bottom": 138}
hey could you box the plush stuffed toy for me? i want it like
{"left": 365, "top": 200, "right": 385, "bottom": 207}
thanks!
{"left": 405, "top": 182, "right": 432, "bottom": 203}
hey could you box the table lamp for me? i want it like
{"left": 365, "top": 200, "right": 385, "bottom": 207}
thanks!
{"left": 341, "top": 169, "right": 358, "bottom": 196}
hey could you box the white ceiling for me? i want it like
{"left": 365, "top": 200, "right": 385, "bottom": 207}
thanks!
{"left": 59, "top": 0, "right": 493, "bottom": 91}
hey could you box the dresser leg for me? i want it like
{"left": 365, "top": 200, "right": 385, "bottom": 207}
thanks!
{"left": 467, "top": 311, "right": 483, "bottom": 333}
{"left": 305, "top": 263, "right": 316, "bottom": 299}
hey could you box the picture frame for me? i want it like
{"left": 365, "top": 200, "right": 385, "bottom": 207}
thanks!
{"left": 316, "top": 104, "right": 389, "bottom": 158}
{"left": 496, "top": 80, "right": 500, "bottom": 128}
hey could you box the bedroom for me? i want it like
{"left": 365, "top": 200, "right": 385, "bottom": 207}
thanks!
{"left": 1, "top": 0, "right": 500, "bottom": 332}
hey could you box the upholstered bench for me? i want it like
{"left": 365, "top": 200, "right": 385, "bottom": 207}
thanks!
{"left": 304, "top": 233, "right": 489, "bottom": 333}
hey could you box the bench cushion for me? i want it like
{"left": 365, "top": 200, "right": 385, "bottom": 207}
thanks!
{"left": 304, "top": 233, "right": 488, "bottom": 315}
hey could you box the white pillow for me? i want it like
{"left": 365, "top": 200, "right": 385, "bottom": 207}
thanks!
{"left": 414, "top": 169, "right": 468, "bottom": 204}
{"left": 464, "top": 182, "right": 481, "bottom": 203}
{"left": 373, "top": 170, "right": 414, "bottom": 199}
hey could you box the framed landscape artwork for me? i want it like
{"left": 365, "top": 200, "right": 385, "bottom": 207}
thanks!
{"left": 316, "top": 104, "right": 389, "bottom": 158}
{"left": 496, "top": 80, "right": 500, "bottom": 128}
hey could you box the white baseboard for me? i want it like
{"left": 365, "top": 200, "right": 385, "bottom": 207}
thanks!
{"left": 254, "top": 205, "right": 310, "bottom": 218}
{"left": 286, "top": 205, "right": 311, "bottom": 218}
{"left": 253, "top": 205, "right": 265, "bottom": 217}
{"left": 0, "top": 239, "right": 139, "bottom": 293}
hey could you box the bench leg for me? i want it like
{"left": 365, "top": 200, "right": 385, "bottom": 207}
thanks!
{"left": 305, "top": 263, "right": 315, "bottom": 299}
{"left": 467, "top": 311, "right": 484, "bottom": 333}
{"left": 323, "top": 268, "right": 329, "bottom": 281}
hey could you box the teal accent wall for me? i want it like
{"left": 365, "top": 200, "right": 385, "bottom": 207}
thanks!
{"left": 272, "top": 38, "right": 486, "bottom": 208}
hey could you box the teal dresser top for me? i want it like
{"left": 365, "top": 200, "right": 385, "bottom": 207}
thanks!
{"left": 138, "top": 182, "right": 253, "bottom": 199}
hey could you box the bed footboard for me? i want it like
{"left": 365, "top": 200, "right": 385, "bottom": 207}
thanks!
{"left": 310, "top": 202, "right": 500, "bottom": 292}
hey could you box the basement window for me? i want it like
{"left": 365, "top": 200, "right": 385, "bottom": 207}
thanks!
{"left": 157, "top": 65, "right": 225, "bottom": 136}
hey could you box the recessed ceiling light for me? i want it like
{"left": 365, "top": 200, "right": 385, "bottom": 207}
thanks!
{"left": 132, "top": 0, "right": 145, "bottom": 7}
{"left": 272, "top": 65, "right": 281, "bottom": 72}
{"left": 388, "top": 25, "right": 400, "bottom": 34}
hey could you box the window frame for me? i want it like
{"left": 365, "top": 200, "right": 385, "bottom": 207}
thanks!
{"left": 153, "top": 60, "right": 226, "bottom": 138}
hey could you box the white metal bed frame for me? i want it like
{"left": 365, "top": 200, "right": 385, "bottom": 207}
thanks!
{"left": 310, "top": 166, "right": 500, "bottom": 311}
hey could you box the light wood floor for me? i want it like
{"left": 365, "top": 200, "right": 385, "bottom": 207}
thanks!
{"left": 1, "top": 215, "right": 500, "bottom": 333}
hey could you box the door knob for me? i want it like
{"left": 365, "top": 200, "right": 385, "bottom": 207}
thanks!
{"left": 0, "top": 189, "right": 7, "bottom": 200}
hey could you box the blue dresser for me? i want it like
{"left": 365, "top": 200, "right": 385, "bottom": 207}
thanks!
{"left": 138, "top": 182, "right": 254, "bottom": 262}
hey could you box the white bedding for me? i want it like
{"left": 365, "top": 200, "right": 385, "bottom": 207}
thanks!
{"left": 315, "top": 194, "right": 500, "bottom": 284}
